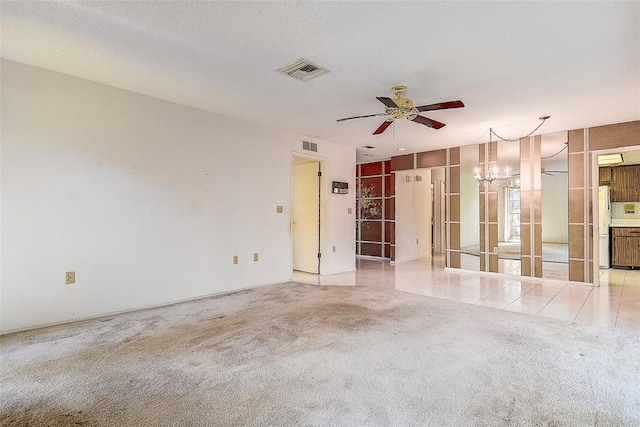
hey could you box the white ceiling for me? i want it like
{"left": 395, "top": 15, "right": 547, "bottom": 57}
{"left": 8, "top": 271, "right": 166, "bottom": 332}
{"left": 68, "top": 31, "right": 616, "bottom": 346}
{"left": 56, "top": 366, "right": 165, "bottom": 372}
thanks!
{"left": 2, "top": 1, "right": 639, "bottom": 163}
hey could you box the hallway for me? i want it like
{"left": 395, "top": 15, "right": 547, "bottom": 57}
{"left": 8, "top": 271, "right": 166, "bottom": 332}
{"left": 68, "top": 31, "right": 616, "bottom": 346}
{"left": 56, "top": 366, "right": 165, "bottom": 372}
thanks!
{"left": 293, "top": 256, "right": 640, "bottom": 332}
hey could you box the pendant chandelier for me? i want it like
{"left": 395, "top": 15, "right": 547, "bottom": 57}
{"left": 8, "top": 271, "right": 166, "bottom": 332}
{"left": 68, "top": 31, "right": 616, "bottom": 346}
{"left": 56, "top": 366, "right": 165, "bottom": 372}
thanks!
{"left": 474, "top": 116, "right": 550, "bottom": 186}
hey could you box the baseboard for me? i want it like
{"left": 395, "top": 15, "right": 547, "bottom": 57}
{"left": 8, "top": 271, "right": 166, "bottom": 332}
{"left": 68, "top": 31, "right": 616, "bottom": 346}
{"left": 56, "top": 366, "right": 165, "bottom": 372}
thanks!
{"left": 0, "top": 280, "right": 281, "bottom": 336}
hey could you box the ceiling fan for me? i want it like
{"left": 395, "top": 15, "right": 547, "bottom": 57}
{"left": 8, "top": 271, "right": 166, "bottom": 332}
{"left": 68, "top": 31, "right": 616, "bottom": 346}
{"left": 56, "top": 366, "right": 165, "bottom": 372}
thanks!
{"left": 337, "top": 85, "right": 464, "bottom": 135}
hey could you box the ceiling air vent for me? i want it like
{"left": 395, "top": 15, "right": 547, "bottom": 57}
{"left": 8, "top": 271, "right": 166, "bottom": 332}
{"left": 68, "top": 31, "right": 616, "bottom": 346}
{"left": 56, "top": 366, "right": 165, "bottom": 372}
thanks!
{"left": 303, "top": 141, "right": 318, "bottom": 152}
{"left": 277, "top": 59, "right": 329, "bottom": 82}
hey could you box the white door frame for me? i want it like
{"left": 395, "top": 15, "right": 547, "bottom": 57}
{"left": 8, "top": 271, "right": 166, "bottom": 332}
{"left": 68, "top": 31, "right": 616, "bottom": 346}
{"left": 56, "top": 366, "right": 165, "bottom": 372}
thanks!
{"left": 434, "top": 180, "right": 446, "bottom": 254}
{"left": 590, "top": 144, "right": 640, "bottom": 287}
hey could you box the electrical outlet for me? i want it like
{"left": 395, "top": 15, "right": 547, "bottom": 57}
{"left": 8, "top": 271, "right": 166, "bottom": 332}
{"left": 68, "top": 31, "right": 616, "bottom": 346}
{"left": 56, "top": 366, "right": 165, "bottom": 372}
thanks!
{"left": 233, "top": 256, "right": 238, "bottom": 265}
{"left": 253, "top": 253, "right": 259, "bottom": 262}
{"left": 65, "top": 271, "right": 75, "bottom": 284}
{"left": 348, "top": 208, "right": 352, "bottom": 214}
{"left": 332, "top": 246, "right": 336, "bottom": 252}
{"left": 276, "top": 205, "right": 283, "bottom": 213}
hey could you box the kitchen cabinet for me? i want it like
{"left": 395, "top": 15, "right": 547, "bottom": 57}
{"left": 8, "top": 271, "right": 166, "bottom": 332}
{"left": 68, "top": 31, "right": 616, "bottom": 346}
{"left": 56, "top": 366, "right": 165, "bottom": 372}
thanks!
{"left": 611, "top": 165, "right": 640, "bottom": 202}
{"left": 599, "top": 167, "right": 612, "bottom": 184}
{"left": 611, "top": 227, "right": 640, "bottom": 268}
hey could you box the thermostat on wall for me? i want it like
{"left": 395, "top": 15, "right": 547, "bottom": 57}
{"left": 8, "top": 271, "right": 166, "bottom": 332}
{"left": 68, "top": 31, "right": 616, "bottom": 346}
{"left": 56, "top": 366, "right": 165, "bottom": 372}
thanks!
{"left": 332, "top": 181, "right": 348, "bottom": 194}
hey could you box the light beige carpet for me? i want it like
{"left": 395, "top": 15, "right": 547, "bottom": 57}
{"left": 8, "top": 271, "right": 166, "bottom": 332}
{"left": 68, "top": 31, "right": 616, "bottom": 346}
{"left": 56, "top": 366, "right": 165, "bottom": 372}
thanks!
{"left": 1, "top": 282, "right": 639, "bottom": 426}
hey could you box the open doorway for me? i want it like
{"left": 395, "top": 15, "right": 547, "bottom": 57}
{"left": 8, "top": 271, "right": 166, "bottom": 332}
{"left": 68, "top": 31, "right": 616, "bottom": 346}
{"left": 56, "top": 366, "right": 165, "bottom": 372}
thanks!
{"left": 432, "top": 168, "right": 446, "bottom": 255}
{"left": 292, "top": 156, "right": 325, "bottom": 274}
{"left": 594, "top": 148, "right": 640, "bottom": 284}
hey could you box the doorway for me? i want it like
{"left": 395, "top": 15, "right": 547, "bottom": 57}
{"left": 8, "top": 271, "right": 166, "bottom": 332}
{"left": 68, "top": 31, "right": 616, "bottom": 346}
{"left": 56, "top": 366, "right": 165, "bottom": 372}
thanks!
{"left": 292, "top": 156, "right": 324, "bottom": 274}
{"left": 432, "top": 168, "right": 446, "bottom": 255}
{"left": 593, "top": 148, "right": 640, "bottom": 285}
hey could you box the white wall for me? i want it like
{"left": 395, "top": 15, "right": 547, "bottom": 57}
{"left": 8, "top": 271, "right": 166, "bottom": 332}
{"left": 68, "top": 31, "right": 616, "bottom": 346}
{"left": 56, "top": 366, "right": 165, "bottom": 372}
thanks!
{"left": 0, "top": 60, "right": 356, "bottom": 333}
{"left": 394, "top": 170, "right": 431, "bottom": 263}
{"left": 319, "top": 157, "right": 355, "bottom": 276}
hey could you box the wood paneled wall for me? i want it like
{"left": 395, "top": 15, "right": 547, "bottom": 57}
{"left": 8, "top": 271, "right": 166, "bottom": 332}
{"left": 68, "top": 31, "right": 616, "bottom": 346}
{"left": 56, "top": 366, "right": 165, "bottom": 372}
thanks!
{"left": 448, "top": 148, "right": 461, "bottom": 268}
{"left": 520, "top": 136, "right": 543, "bottom": 277}
{"left": 479, "top": 142, "right": 499, "bottom": 272}
{"left": 567, "top": 129, "right": 590, "bottom": 282}
{"left": 356, "top": 161, "right": 395, "bottom": 259}
{"left": 389, "top": 120, "right": 639, "bottom": 284}
{"left": 567, "top": 120, "right": 640, "bottom": 283}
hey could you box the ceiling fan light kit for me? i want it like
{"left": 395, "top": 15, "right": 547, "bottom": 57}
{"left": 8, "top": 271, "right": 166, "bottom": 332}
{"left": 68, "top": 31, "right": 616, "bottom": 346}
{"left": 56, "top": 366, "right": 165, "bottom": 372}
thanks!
{"left": 337, "top": 85, "right": 465, "bottom": 135}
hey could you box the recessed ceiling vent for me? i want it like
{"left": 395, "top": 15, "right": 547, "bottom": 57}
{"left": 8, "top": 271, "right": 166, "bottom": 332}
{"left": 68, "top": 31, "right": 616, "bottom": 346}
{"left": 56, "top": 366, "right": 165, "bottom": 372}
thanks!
{"left": 303, "top": 141, "right": 318, "bottom": 152}
{"left": 278, "top": 59, "right": 329, "bottom": 82}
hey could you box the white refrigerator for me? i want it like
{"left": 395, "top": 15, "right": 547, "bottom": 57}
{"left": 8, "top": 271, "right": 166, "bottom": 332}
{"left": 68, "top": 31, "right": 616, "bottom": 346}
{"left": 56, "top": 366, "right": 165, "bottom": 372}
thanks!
{"left": 598, "top": 186, "right": 611, "bottom": 268}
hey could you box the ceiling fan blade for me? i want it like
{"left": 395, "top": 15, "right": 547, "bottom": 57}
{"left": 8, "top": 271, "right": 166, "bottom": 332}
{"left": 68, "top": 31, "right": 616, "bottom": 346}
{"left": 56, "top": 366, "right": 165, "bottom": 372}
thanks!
{"left": 415, "top": 100, "right": 465, "bottom": 112}
{"left": 376, "top": 97, "right": 397, "bottom": 108}
{"left": 373, "top": 119, "right": 394, "bottom": 135}
{"left": 411, "top": 115, "right": 446, "bottom": 130}
{"left": 336, "top": 113, "right": 387, "bottom": 122}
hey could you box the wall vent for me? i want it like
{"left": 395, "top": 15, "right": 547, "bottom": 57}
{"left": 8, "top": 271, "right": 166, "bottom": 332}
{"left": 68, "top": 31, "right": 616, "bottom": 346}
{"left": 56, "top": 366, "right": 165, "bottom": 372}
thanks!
{"left": 277, "top": 59, "right": 329, "bottom": 82}
{"left": 303, "top": 141, "right": 318, "bottom": 152}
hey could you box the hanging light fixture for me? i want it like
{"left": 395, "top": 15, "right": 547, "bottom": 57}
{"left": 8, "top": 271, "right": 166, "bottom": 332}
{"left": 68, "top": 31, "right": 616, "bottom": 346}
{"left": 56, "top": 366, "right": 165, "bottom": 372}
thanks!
{"left": 473, "top": 126, "right": 513, "bottom": 186}
{"left": 473, "top": 116, "right": 550, "bottom": 186}
{"left": 474, "top": 164, "right": 512, "bottom": 185}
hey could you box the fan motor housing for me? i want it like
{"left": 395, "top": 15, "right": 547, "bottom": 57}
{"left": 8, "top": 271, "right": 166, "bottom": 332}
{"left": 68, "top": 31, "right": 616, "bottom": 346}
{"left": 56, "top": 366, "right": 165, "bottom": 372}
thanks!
{"left": 394, "top": 98, "right": 413, "bottom": 108}
{"left": 387, "top": 98, "right": 415, "bottom": 118}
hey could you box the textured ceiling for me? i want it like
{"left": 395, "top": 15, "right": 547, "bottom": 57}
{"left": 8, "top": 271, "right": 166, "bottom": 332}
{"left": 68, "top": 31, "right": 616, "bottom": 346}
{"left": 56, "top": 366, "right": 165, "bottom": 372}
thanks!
{"left": 2, "top": 1, "right": 639, "bottom": 163}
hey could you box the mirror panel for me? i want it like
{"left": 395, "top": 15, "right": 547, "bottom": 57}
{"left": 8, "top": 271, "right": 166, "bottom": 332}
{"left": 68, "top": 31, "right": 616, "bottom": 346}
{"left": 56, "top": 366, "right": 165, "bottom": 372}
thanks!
{"left": 451, "top": 132, "right": 568, "bottom": 278}
{"left": 496, "top": 139, "right": 521, "bottom": 275}
{"left": 459, "top": 145, "right": 480, "bottom": 271}
{"left": 541, "top": 131, "right": 569, "bottom": 280}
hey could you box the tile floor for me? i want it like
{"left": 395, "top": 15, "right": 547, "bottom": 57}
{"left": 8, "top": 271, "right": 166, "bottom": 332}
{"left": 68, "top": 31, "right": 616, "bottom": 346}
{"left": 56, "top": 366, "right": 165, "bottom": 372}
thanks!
{"left": 292, "top": 255, "right": 640, "bottom": 333}
{"left": 461, "top": 253, "right": 569, "bottom": 280}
